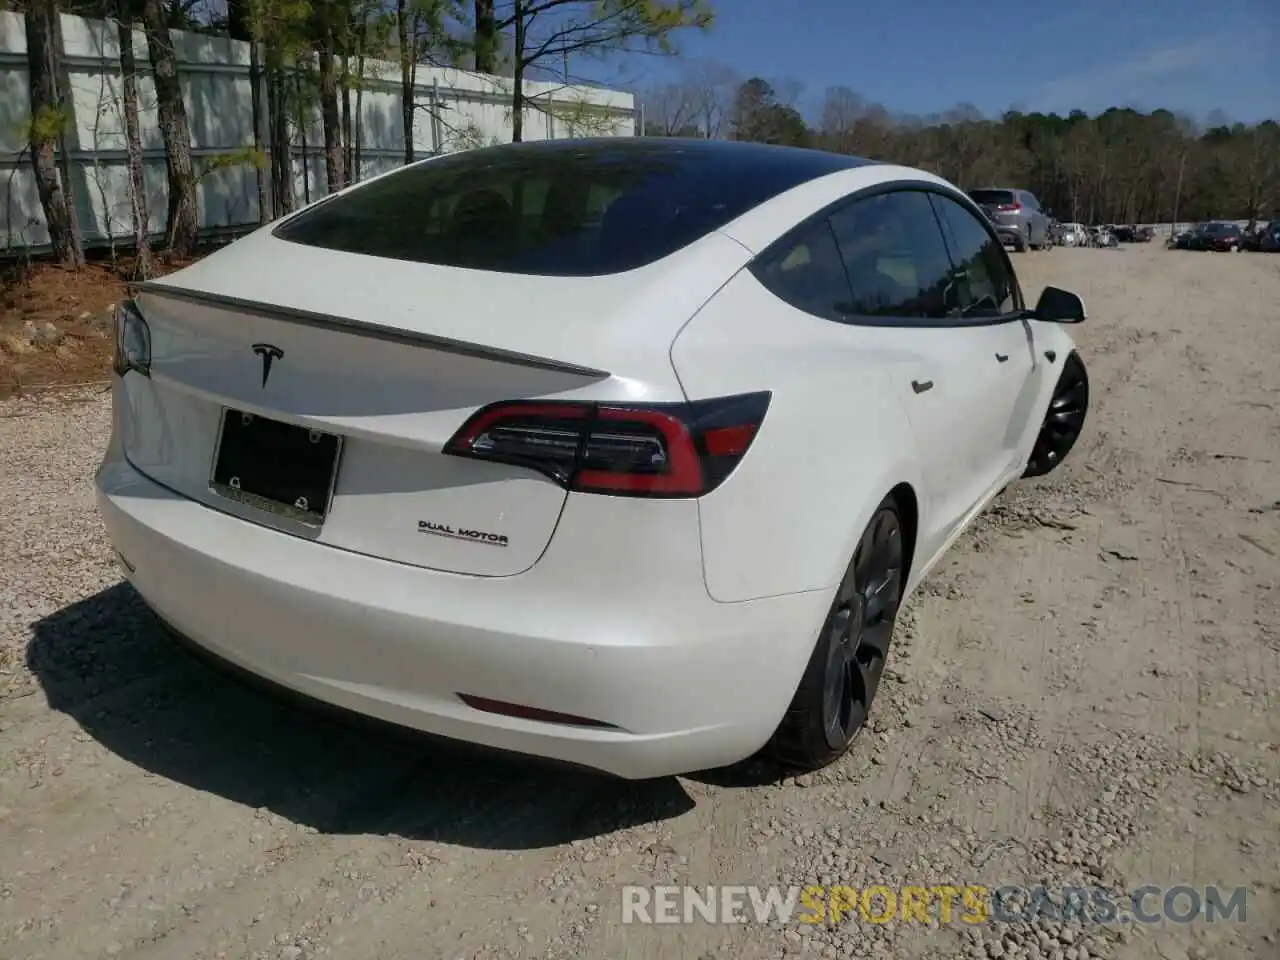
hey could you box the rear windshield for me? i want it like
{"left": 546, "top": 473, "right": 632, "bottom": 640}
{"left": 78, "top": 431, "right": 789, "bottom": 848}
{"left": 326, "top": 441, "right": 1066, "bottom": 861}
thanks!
{"left": 273, "top": 139, "right": 864, "bottom": 276}
{"left": 968, "top": 190, "right": 1015, "bottom": 206}
{"left": 1206, "top": 222, "right": 1238, "bottom": 235}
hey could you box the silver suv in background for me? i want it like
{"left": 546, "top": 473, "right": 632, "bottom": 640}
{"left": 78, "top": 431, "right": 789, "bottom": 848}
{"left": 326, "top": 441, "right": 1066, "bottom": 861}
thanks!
{"left": 968, "top": 187, "right": 1051, "bottom": 252}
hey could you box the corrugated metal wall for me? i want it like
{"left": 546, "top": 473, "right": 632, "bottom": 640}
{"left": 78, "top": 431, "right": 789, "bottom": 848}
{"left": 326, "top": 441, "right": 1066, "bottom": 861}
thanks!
{"left": 0, "top": 11, "right": 636, "bottom": 253}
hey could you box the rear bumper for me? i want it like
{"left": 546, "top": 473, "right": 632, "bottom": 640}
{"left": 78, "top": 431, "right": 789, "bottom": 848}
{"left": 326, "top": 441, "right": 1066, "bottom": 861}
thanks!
{"left": 94, "top": 436, "right": 831, "bottom": 780}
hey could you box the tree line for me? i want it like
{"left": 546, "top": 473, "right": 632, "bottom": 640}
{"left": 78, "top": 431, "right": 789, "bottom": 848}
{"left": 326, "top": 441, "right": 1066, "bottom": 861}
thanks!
{"left": 18, "top": 0, "right": 1277, "bottom": 281}
{"left": 642, "top": 73, "right": 1280, "bottom": 230}
{"left": 18, "top": 0, "right": 711, "bottom": 276}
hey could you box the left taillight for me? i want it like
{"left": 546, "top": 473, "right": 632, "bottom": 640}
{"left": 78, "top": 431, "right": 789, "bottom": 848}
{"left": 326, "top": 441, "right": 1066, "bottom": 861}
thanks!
{"left": 113, "top": 299, "right": 151, "bottom": 378}
{"left": 443, "top": 392, "right": 771, "bottom": 498}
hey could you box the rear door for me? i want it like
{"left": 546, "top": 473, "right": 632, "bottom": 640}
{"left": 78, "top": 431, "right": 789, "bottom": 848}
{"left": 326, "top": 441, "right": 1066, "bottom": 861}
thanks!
{"left": 824, "top": 189, "right": 1015, "bottom": 545}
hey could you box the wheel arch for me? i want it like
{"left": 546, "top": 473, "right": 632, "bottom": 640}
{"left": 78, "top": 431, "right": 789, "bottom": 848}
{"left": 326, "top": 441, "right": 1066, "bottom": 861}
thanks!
{"left": 813, "top": 471, "right": 923, "bottom": 611}
{"left": 1021, "top": 345, "right": 1089, "bottom": 478}
{"left": 887, "top": 481, "right": 920, "bottom": 587}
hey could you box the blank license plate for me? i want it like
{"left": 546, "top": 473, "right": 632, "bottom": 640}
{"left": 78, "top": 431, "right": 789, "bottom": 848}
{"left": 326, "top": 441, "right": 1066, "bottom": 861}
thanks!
{"left": 211, "top": 409, "right": 341, "bottom": 526}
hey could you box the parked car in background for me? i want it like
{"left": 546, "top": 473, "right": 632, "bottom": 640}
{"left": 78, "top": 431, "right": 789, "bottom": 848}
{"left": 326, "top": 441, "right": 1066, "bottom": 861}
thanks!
{"left": 1060, "top": 222, "right": 1089, "bottom": 247}
{"left": 1172, "top": 224, "right": 1212, "bottom": 249}
{"left": 1196, "top": 221, "right": 1244, "bottom": 252}
{"left": 1112, "top": 225, "right": 1154, "bottom": 243}
{"left": 95, "top": 137, "right": 1092, "bottom": 779}
{"left": 967, "top": 188, "right": 1052, "bottom": 252}
{"left": 1261, "top": 222, "right": 1280, "bottom": 253}
{"left": 1091, "top": 226, "right": 1118, "bottom": 248}
{"left": 1241, "top": 222, "right": 1278, "bottom": 252}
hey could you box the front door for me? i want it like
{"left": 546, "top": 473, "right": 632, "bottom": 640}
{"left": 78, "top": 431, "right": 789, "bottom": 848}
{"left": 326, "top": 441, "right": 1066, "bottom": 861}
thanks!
{"left": 930, "top": 191, "right": 1047, "bottom": 485}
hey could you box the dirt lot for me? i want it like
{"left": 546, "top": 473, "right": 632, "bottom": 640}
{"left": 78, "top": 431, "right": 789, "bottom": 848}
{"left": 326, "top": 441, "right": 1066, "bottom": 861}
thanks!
{"left": 1, "top": 245, "right": 1278, "bottom": 960}
{"left": 0, "top": 254, "right": 205, "bottom": 397}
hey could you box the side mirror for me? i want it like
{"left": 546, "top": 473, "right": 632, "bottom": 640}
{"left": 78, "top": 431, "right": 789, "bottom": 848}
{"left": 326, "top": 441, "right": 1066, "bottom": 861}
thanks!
{"left": 1033, "top": 285, "right": 1086, "bottom": 323}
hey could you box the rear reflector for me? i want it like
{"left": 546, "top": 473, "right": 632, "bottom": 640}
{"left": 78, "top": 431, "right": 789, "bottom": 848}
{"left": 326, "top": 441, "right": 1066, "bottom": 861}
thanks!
{"left": 457, "top": 694, "right": 617, "bottom": 729}
{"left": 444, "top": 392, "right": 770, "bottom": 498}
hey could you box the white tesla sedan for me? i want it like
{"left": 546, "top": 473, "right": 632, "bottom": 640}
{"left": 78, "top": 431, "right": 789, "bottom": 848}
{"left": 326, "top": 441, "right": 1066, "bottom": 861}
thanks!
{"left": 95, "top": 138, "right": 1089, "bottom": 780}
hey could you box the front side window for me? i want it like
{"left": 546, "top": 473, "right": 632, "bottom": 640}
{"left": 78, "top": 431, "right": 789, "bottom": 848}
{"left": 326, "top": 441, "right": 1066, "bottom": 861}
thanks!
{"left": 826, "top": 190, "right": 953, "bottom": 319}
{"left": 929, "top": 193, "right": 1017, "bottom": 317}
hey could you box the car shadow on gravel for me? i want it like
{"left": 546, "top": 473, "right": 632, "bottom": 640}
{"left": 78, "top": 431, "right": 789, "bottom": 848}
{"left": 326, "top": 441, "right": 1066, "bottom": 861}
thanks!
{"left": 27, "top": 583, "right": 698, "bottom": 850}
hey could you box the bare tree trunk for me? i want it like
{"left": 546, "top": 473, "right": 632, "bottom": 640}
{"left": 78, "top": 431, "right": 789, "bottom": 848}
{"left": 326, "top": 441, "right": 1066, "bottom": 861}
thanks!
{"left": 248, "top": 40, "right": 267, "bottom": 221}
{"left": 1171, "top": 151, "right": 1186, "bottom": 230}
{"left": 117, "top": 13, "right": 154, "bottom": 279}
{"left": 227, "top": 0, "right": 266, "bottom": 221}
{"left": 316, "top": 4, "right": 345, "bottom": 192}
{"left": 340, "top": 50, "right": 353, "bottom": 186}
{"left": 353, "top": 42, "right": 364, "bottom": 182}
{"left": 24, "top": 0, "right": 83, "bottom": 267}
{"left": 397, "top": 0, "right": 414, "bottom": 163}
{"left": 142, "top": 0, "right": 198, "bottom": 259}
{"left": 511, "top": 0, "right": 524, "bottom": 143}
{"left": 295, "top": 70, "right": 311, "bottom": 204}
{"left": 474, "top": 0, "right": 495, "bottom": 73}
{"left": 49, "top": 9, "right": 82, "bottom": 248}
{"left": 268, "top": 57, "right": 295, "bottom": 216}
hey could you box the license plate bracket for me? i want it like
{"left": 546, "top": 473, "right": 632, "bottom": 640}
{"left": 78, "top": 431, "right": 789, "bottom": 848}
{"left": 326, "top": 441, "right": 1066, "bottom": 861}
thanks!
{"left": 210, "top": 409, "right": 342, "bottom": 526}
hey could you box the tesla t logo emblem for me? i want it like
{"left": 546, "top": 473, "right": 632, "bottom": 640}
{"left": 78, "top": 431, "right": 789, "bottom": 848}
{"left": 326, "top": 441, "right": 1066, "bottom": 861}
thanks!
{"left": 251, "top": 343, "right": 283, "bottom": 387}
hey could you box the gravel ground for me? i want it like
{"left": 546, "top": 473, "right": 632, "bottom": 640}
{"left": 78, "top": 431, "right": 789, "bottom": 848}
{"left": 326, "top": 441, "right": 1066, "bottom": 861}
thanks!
{"left": 2, "top": 245, "right": 1278, "bottom": 960}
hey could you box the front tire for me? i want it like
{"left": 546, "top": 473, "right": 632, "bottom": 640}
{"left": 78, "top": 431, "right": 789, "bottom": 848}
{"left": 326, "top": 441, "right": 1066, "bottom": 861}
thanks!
{"left": 770, "top": 496, "right": 905, "bottom": 771}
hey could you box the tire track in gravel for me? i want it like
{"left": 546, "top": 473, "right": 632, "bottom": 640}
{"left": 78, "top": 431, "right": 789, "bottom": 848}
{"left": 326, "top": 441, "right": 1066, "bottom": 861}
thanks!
{"left": 115, "top": 743, "right": 702, "bottom": 960}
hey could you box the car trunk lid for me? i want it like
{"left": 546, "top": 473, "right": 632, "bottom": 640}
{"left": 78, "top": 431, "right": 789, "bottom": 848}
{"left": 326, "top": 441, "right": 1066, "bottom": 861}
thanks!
{"left": 119, "top": 228, "right": 751, "bottom": 576}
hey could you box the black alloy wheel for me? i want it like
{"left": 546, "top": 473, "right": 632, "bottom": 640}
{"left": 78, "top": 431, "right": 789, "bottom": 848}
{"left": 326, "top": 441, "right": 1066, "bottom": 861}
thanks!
{"left": 1023, "top": 351, "right": 1089, "bottom": 478}
{"left": 771, "top": 496, "right": 905, "bottom": 770}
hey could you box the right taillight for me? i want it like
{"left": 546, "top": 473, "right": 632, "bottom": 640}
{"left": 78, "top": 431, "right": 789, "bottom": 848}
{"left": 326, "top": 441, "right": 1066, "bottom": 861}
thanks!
{"left": 443, "top": 392, "right": 771, "bottom": 498}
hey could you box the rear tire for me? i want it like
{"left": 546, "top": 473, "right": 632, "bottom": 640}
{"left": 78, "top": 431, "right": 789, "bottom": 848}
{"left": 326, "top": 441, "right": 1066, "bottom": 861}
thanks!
{"left": 769, "top": 496, "right": 905, "bottom": 771}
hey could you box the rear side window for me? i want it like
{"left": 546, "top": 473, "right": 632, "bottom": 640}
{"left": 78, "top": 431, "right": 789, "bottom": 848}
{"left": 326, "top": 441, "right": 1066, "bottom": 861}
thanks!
{"left": 750, "top": 220, "right": 852, "bottom": 321}
{"left": 930, "top": 194, "right": 1017, "bottom": 317}
{"left": 273, "top": 141, "right": 859, "bottom": 276}
{"left": 827, "top": 191, "right": 953, "bottom": 319}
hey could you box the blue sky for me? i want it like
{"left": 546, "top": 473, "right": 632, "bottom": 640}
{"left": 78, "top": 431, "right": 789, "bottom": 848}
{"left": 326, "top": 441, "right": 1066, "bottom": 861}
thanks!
{"left": 612, "top": 0, "right": 1278, "bottom": 124}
